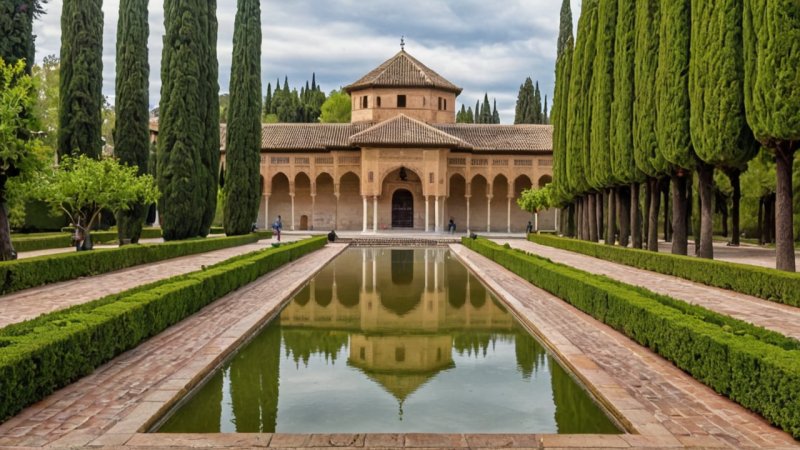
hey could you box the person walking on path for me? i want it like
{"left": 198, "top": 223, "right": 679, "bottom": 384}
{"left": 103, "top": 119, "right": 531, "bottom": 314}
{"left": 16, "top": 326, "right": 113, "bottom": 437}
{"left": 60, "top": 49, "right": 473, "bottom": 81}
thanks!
{"left": 273, "top": 215, "right": 283, "bottom": 242}
{"left": 448, "top": 219, "right": 457, "bottom": 234}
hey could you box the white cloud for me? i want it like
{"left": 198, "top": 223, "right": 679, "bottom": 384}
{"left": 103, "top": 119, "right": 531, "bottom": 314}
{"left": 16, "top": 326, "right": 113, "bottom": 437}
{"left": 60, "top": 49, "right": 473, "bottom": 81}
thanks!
{"left": 33, "top": 0, "right": 582, "bottom": 124}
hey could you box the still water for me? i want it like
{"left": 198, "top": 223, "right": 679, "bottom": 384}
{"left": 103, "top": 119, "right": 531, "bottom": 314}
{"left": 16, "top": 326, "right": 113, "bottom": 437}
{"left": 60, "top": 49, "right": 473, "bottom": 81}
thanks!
{"left": 158, "top": 248, "right": 619, "bottom": 434}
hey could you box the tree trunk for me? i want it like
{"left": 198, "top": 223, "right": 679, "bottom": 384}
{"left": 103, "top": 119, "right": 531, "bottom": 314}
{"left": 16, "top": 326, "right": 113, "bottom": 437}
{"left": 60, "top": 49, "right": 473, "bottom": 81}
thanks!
{"left": 617, "top": 186, "right": 631, "bottom": 247}
{"left": 775, "top": 144, "right": 796, "bottom": 271}
{"left": 720, "top": 194, "right": 729, "bottom": 238}
{"left": 662, "top": 178, "right": 671, "bottom": 242}
{"left": 597, "top": 191, "right": 604, "bottom": 241}
{"left": 671, "top": 172, "right": 689, "bottom": 255}
{"left": 568, "top": 204, "right": 576, "bottom": 237}
{"left": 728, "top": 170, "right": 741, "bottom": 246}
{"left": 643, "top": 180, "right": 652, "bottom": 245}
{"left": 758, "top": 197, "right": 764, "bottom": 245}
{"left": 631, "top": 183, "right": 642, "bottom": 248}
{"left": 769, "top": 194, "right": 776, "bottom": 244}
{"left": 697, "top": 163, "right": 714, "bottom": 259}
{"left": 647, "top": 178, "right": 660, "bottom": 252}
{"left": 0, "top": 179, "right": 17, "bottom": 261}
{"left": 606, "top": 188, "right": 616, "bottom": 245}
{"left": 588, "top": 193, "right": 598, "bottom": 242}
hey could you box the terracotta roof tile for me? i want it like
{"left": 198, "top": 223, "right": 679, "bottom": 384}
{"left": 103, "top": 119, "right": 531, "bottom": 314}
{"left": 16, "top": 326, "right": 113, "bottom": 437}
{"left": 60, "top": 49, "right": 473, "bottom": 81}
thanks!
{"left": 345, "top": 51, "right": 462, "bottom": 94}
{"left": 434, "top": 124, "right": 553, "bottom": 152}
{"left": 349, "top": 115, "right": 472, "bottom": 148}
{"left": 221, "top": 123, "right": 370, "bottom": 151}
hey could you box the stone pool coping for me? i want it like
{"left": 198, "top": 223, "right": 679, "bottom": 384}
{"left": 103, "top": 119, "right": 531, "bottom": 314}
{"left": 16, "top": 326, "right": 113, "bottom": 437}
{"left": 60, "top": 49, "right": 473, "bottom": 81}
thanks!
{"left": 0, "top": 243, "right": 797, "bottom": 449}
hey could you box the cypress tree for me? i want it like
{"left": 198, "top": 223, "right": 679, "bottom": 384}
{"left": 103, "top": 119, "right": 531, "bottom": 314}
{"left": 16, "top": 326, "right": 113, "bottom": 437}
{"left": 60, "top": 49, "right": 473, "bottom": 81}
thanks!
{"left": 590, "top": 0, "right": 617, "bottom": 245}
{"left": 114, "top": 0, "right": 150, "bottom": 244}
{"left": 634, "top": 0, "right": 668, "bottom": 251}
{"left": 466, "top": 107, "right": 474, "bottom": 123}
{"left": 611, "top": 0, "right": 641, "bottom": 247}
{"left": 264, "top": 82, "right": 272, "bottom": 116}
{"left": 224, "top": 0, "right": 261, "bottom": 236}
{"left": 475, "top": 100, "right": 480, "bottom": 123}
{"left": 532, "top": 81, "right": 542, "bottom": 123}
{"left": 492, "top": 99, "right": 500, "bottom": 124}
{"left": 655, "top": 0, "right": 694, "bottom": 255}
{"left": 552, "top": 0, "right": 574, "bottom": 221}
{"left": 744, "top": 0, "right": 800, "bottom": 271}
{"left": 543, "top": 96, "right": 548, "bottom": 124}
{"left": 514, "top": 82, "right": 527, "bottom": 124}
{"left": 480, "top": 94, "right": 492, "bottom": 124}
{"left": 58, "top": 0, "right": 104, "bottom": 159}
{"left": 200, "top": 0, "right": 220, "bottom": 235}
{"left": 0, "top": 0, "right": 46, "bottom": 73}
{"left": 690, "top": 0, "right": 758, "bottom": 259}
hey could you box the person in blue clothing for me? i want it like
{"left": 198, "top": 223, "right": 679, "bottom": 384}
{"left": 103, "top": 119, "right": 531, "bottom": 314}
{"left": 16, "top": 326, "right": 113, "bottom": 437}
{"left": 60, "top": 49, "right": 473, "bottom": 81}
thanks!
{"left": 273, "top": 215, "right": 283, "bottom": 241}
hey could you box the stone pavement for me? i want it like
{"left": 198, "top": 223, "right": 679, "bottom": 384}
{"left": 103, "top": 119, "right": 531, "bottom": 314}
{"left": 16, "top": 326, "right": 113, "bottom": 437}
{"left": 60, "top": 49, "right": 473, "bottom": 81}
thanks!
{"left": 451, "top": 245, "right": 799, "bottom": 448}
{"left": 0, "top": 243, "right": 347, "bottom": 448}
{"left": 16, "top": 238, "right": 165, "bottom": 260}
{"left": 495, "top": 239, "right": 800, "bottom": 341}
{"left": 657, "top": 240, "right": 799, "bottom": 269}
{"left": 0, "top": 236, "right": 308, "bottom": 329}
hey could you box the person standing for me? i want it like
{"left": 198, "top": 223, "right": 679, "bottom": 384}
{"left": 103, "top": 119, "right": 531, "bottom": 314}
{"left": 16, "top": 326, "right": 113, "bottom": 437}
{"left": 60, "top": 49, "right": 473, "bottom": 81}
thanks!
{"left": 273, "top": 215, "right": 282, "bottom": 241}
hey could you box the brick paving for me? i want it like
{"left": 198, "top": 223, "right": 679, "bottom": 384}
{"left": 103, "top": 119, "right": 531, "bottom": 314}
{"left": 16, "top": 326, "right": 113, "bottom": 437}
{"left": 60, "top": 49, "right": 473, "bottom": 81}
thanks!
{"left": 495, "top": 239, "right": 800, "bottom": 341}
{"left": 16, "top": 238, "right": 165, "bottom": 260}
{"left": 658, "top": 240, "right": 799, "bottom": 269}
{"left": 0, "top": 236, "right": 307, "bottom": 329}
{"left": 451, "top": 245, "right": 799, "bottom": 449}
{"left": 0, "top": 243, "right": 346, "bottom": 448}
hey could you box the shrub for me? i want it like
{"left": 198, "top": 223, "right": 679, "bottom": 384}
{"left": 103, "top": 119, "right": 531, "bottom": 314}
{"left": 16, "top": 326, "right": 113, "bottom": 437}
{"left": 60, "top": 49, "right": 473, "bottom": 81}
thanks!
{"left": 529, "top": 234, "right": 800, "bottom": 307}
{"left": 0, "top": 231, "right": 272, "bottom": 295}
{"left": 463, "top": 237, "right": 800, "bottom": 438}
{"left": 0, "top": 236, "right": 325, "bottom": 421}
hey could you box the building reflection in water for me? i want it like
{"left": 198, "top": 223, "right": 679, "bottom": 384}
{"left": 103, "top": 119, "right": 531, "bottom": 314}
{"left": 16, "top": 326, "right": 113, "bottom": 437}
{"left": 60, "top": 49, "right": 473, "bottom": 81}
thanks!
{"left": 158, "top": 248, "right": 618, "bottom": 434}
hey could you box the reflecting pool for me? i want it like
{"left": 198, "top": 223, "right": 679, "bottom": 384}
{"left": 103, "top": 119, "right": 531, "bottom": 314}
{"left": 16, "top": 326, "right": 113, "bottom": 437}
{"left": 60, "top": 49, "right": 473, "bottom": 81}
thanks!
{"left": 158, "top": 248, "right": 620, "bottom": 434}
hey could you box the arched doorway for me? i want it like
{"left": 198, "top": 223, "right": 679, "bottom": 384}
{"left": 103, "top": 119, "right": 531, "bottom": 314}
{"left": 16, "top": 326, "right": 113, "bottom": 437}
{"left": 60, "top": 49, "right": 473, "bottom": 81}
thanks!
{"left": 392, "top": 189, "right": 414, "bottom": 228}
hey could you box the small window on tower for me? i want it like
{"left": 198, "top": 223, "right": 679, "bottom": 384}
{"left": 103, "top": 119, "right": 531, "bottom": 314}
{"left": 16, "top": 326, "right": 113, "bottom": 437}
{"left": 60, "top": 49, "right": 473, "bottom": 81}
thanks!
{"left": 397, "top": 95, "right": 407, "bottom": 108}
{"left": 362, "top": 96, "right": 368, "bottom": 108}
{"left": 444, "top": 99, "right": 447, "bottom": 110}
{"left": 438, "top": 97, "right": 442, "bottom": 110}
{"left": 377, "top": 96, "right": 382, "bottom": 108}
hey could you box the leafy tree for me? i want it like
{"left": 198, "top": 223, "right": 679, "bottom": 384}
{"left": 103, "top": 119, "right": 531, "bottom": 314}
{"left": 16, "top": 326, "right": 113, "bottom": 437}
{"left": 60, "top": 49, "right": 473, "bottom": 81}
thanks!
{"left": 223, "top": 0, "right": 262, "bottom": 236}
{"left": 0, "top": 0, "right": 46, "bottom": 74}
{"left": 114, "top": 0, "right": 150, "bottom": 244}
{"left": 743, "top": 0, "right": 800, "bottom": 271}
{"left": 58, "top": 0, "right": 104, "bottom": 159}
{"left": 655, "top": 0, "right": 694, "bottom": 255}
{"left": 0, "top": 59, "right": 46, "bottom": 259}
{"left": 320, "top": 90, "right": 351, "bottom": 123}
{"left": 30, "top": 156, "right": 159, "bottom": 248}
{"left": 691, "top": 0, "right": 758, "bottom": 258}
{"left": 611, "top": 0, "right": 642, "bottom": 247}
{"left": 31, "top": 55, "right": 59, "bottom": 150}
{"left": 517, "top": 185, "right": 554, "bottom": 214}
{"left": 634, "top": 0, "right": 668, "bottom": 251}
{"left": 590, "top": 0, "right": 617, "bottom": 245}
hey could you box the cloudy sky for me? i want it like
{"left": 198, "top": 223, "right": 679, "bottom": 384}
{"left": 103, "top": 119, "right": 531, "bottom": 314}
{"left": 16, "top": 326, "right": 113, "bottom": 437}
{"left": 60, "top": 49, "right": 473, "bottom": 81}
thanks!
{"left": 33, "top": 0, "right": 581, "bottom": 124}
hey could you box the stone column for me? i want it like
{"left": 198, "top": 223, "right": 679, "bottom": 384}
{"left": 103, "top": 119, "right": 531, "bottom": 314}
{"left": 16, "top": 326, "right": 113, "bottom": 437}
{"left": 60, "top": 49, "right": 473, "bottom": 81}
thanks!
{"left": 334, "top": 184, "right": 340, "bottom": 230}
{"left": 434, "top": 196, "right": 441, "bottom": 233}
{"left": 535, "top": 211, "right": 539, "bottom": 232}
{"left": 362, "top": 196, "right": 368, "bottom": 233}
{"left": 507, "top": 197, "right": 512, "bottom": 233}
{"left": 373, "top": 196, "right": 378, "bottom": 233}
{"left": 263, "top": 194, "right": 270, "bottom": 230}
{"left": 425, "top": 196, "right": 430, "bottom": 232}
{"left": 290, "top": 193, "right": 296, "bottom": 231}
{"left": 424, "top": 249, "right": 429, "bottom": 290}
{"left": 466, "top": 195, "right": 471, "bottom": 233}
{"left": 487, "top": 195, "right": 492, "bottom": 233}
{"left": 310, "top": 194, "right": 316, "bottom": 231}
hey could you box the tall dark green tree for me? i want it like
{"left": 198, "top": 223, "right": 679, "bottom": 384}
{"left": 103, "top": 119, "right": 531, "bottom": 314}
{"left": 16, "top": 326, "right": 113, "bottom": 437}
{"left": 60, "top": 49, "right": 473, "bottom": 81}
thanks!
{"left": 514, "top": 80, "right": 530, "bottom": 124}
{"left": 114, "top": 0, "right": 150, "bottom": 244}
{"left": 691, "top": 0, "right": 758, "bottom": 259}
{"left": 634, "top": 0, "right": 668, "bottom": 251}
{"left": 0, "top": 1, "right": 46, "bottom": 73}
{"left": 552, "top": 0, "right": 575, "bottom": 236}
{"left": 58, "top": 0, "right": 104, "bottom": 159}
{"left": 201, "top": 0, "right": 220, "bottom": 235}
{"left": 744, "top": 0, "right": 800, "bottom": 271}
{"left": 656, "top": 0, "right": 694, "bottom": 255}
{"left": 480, "top": 93, "right": 492, "bottom": 124}
{"left": 223, "top": 0, "right": 261, "bottom": 235}
{"left": 590, "top": 0, "right": 617, "bottom": 245}
{"left": 492, "top": 99, "right": 500, "bottom": 124}
{"left": 263, "top": 82, "right": 272, "bottom": 116}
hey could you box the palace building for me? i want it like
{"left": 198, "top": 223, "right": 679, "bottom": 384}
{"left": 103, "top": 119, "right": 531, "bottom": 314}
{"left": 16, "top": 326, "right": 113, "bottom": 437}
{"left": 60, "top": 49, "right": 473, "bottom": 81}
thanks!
{"left": 222, "top": 49, "right": 555, "bottom": 233}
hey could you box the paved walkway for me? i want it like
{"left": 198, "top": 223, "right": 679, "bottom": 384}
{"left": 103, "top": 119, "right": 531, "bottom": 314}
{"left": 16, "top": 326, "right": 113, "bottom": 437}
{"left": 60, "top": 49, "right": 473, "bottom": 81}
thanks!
{"left": 452, "top": 245, "right": 798, "bottom": 448}
{"left": 0, "top": 236, "right": 308, "bottom": 329}
{"left": 657, "top": 240, "right": 799, "bottom": 269}
{"left": 0, "top": 243, "right": 347, "bottom": 448}
{"left": 495, "top": 239, "right": 800, "bottom": 342}
{"left": 17, "top": 238, "right": 165, "bottom": 260}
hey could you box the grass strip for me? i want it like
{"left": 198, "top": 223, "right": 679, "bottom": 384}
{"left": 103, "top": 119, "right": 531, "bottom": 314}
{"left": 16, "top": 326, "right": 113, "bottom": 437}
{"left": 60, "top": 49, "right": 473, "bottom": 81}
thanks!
{"left": 0, "top": 236, "right": 326, "bottom": 422}
{"left": 464, "top": 237, "right": 800, "bottom": 438}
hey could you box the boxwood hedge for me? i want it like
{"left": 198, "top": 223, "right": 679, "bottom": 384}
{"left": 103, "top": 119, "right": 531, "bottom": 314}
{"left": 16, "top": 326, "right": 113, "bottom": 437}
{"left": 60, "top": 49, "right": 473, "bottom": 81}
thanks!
{"left": 463, "top": 237, "right": 800, "bottom": 438}
{"left": 0, "top": 236, "right": 326, "bottom": 422}
{"left": 0, "top": 231, "right": 272, "bottom": 295}
{"left": 15, "top": 228, "right": 165, "bottom": 252}
{"left": 529, "top": 234, "right": 800, "bottom": 307}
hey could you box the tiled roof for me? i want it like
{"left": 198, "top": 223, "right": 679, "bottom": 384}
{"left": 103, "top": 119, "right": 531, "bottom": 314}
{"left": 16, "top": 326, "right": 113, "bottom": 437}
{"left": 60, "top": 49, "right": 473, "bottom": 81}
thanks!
{"left": 345, "top": 50, "right": 462, "bottom": 94}
{"left": 221, "top": 123, "right": 370, "bottom": 151}
{"left": 349, "top": 115, "right": 472, "bottom": 148}
{"left": 434, "top": 124, "right": 553, "bottom": 152}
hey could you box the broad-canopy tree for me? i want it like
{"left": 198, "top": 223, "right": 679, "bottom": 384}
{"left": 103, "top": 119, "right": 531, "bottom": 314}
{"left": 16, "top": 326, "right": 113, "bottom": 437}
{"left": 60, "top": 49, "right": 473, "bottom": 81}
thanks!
{"left": 656, "top": 0, "right": 695, "bottom": 255}
{"left": 517, "top": 185, "right": 554, "bottom": 215}
{"left": 58, "top": 0, "right": 104, "bottom": 159}
{"left": 320, "top": 90, "right": 351, "bottom": 123}
{"left": 223, "top": 0, "right": 262, "bottom": 236}
{"left": 634, "top": 0, "right": 669, "bottom": 251}
{"left": 30, "top": 156, "right": 160, "bottom": 247}
{"left": 744, "top": 0, "right": 800, "bottom": 271}
{"left": 691, "top": 0, "right": 758, "bottom": 259}
{"left": 114, "top": 0, "right": 150, "bottom": 244}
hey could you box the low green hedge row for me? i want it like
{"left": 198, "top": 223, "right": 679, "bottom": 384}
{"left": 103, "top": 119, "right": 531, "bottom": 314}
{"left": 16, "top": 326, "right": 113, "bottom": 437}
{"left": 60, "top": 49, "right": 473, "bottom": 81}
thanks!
{"left": 0, "top": 231, "right": 273, "bottom": 295}
{"left": 529, "top": 234, "right": 800, "bottom": 307}
{"left": 15, "top": 229, "right": 165, "bottom": 252}
{"left": 463, "top": 238, "right": 800, "bottom": 438}
{"left": 0, "top": 236, "right": 326, "bottom": 421}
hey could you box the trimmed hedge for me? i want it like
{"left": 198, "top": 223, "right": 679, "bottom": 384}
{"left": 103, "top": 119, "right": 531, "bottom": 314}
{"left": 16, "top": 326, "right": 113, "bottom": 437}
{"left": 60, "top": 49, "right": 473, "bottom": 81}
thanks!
{"left": 0, "top": 231, "right": 273, "bottom": 295}
{"left": 463, "top": 238, "right": 800, "bottom": 438}
{"left": 0, "top": 236, "right": 326, "bottom": 421}
{"left": 15, "top": 228, "right": 165, "bottom": 252}
{"left": 529, "top": 233, "right": 800, "bottom": 307}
